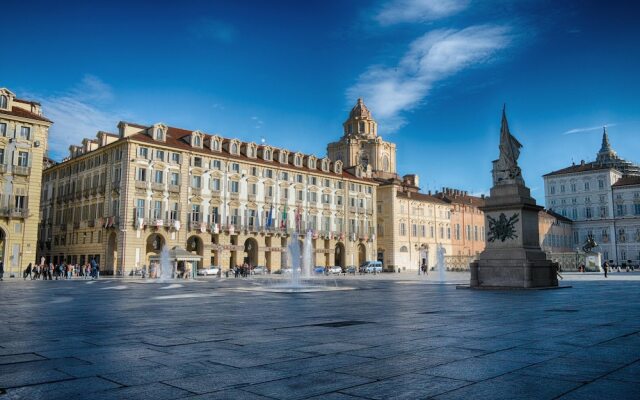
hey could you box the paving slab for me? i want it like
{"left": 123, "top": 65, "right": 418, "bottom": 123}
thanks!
{"left": 0, "top": 276, "right": 639, "bottom": 399}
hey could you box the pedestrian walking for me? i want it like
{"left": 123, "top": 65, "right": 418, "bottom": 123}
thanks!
{"left": 603, "top": 261, "right": 609, "bottom": 278}
{"left": 0, "top": 261, "right": 4, "bottom": 281}
{"left": 23, "top": 263, "right": 32, "bottom": 280}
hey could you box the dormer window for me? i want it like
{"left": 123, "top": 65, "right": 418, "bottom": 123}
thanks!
{"left": 279, "top": 152, "right": 287, "bottom": 163}
{"left": 193, "top": 135, "right": 201, "bottom": 147}
{"left": 155, "top": 128, "right": 163, "bottom": 140}
{"left": 334, "top": 160, "right": 343, "bottom": 174}
{"left": 212, "top": 139, "right": 220, "bottom": 151}
{"left": 231, "top": 142, "right": 238, "bottom": 155}
{"left": 0, "top": 95, "right": 7, "bottom": 109}
{"left": 322, "top": 160, "right": 329, "bottom": 172}
{"left": 264, "top": 149, "right": 271, "bottom": 161}
{"left": 295, "top": 155, "right": 302, "bottom": 167}
{"left": 307, "top": 157, "right": 316, "bottom": 169}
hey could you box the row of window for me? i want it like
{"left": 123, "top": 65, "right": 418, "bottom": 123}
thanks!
{"left": 548, "top": 179, "right": 606, "bottom": 195}
{"left": 0, "top": 122, "right": 32, "bottom": 140}
{"left": 0, "top": 148, "right": 30, "bottom": 167}
{"left": 398, "top": 222, "right": 460, "bottom": 240}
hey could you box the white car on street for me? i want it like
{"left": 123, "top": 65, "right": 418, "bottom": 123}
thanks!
{"left": 197, "top": 266, "right": 221, "bottom": 276}
{"left": 328, "top": 266, "right": 343, "bottom": 274}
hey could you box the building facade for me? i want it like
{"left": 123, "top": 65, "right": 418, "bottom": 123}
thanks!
{"left": 0, "top": 88, "right": 51, "bottom": 277}
{"left": 538, "top": 209, "right": 574, "bottom": 253}
{"left": 38, "top": 121, "right": 377, "bottom": 275}
{"left": 543, "top": 128, "right": 640, "bottom": 264}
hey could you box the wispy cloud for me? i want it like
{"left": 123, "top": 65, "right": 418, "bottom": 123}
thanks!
{"left": 562, "top": 124, "right": 614, "bottom": 135}
{"left": 251, "top": 116, "right": 264, "bottom": 129}
{"left": 375, "top": 0, "right": 470, "bottom": 25}
{"left": 347, "top": 25, "right": 511, "bottom": 131}
{"left": 38, "top": 75, "right": 125, "bottom": 159}
{"left": 189, "top": 18, "right": 235, "bottom": 44}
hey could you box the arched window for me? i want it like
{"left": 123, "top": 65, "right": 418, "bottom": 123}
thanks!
{"left": 295, "top": 156, "right": 301, "bottom": 166}
{"left": 213, "top": 140, "right": 220, "bottom": 151}
{"left": 193, "top": 135, "right": 201, "bottom": 147}
{"left": 382, "top": 155, "right": 389, "bottom": 172}
{"left": 359, "top": 121, "right": 365, "bottom": 132}
{"left": 400, "top": 246, "right": 408, "bottom": 252}
{"left": 155, "top": 128, "right": 163, "bottom": 140}
{"left": 265, "top": 149, "right": 271, "bottom": 160}
{"left": 231, "top": 143, "right": 238, "bottom": 154}
{"left": 0, "top": 95, "right": 7, "bottom": 109}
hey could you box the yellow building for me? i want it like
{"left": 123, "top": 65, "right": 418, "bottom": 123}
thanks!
{"left": 0, "top": 88, "right": 52, "bottom": 276}
{"left": 38, "top": 121, "right": 377, "bottom": 275}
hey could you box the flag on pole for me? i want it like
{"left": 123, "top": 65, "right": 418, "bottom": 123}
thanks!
{"left": 281, "top": 206, "right": 287, "bottom": 229}
{"left": 267, "top": 204, "right": 273, "bottom": 228}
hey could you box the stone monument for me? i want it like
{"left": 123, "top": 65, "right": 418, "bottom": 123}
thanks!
{"left": 469, "top": 107, "right": 558, "bottom": 288}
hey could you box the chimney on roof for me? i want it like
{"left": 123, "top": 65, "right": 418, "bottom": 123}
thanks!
{"left": 481, "top": 194, "right": 485, "bottom": 199}
{"left": 580, "top": 160, "right": 585, "bottom": 165}
{"left": 428, "top": 190, "right": 431, "bottom": 195}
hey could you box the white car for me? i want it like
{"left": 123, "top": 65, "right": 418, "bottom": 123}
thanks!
{"left": 197, "top": 266, "right": 221, "bottom": 276}
{"left": 328, "top": 266, "right": 343, "bottom": 274}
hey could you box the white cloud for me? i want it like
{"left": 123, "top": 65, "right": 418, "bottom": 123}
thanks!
{"left": 39, "top": 76, "right": 125, "bottom": 159}
{"left": 562, "top": 124, "right": 614, "bottom": 135}
{"left": 347, "top": 25, "right": 511, "bottom": 131}
{"left": 375, "top": 0, "right": 470, "bottom": 25}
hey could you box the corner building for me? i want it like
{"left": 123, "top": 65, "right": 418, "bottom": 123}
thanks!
{"left": 0, "top": 88, "right": 51, "bottom": 276}
{"left": 38, "top": 121, "right": 377, "bottom": 275}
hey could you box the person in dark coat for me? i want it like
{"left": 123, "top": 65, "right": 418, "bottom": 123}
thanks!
{"left": 603, "top": 261, "right": 609, "bottom": 278}
{"left": 23, "top": 263, "right": 32, "bottom": 280}
{"left": 0, "top": 261, "right": 4, "bottom": 281}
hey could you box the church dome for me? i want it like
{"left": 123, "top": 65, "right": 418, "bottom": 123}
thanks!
{"left": 348, "top": 98, "right": 372, "bottom": 120}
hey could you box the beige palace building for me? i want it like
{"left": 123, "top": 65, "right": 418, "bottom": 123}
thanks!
{"left": 0, "top": 88, "right": 51, "bottom": 276}
{"left": 37, "top": 120, "right": 377, "bottom": 275}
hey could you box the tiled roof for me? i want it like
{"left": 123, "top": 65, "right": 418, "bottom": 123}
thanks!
{"left": 541, "top": 209, "right": 573, "bottom": 223}
{"left": 543, "top": 162, "right": 615, "bottom": 177}
{"left": 434, "top": 192, "right": 485, "bottom": 207}
{"left": 396, "top": 191, "right": 448, "bottom": 204}
{"left": 612, "top": 175, "right": 640, "bottom": 187}
{"left": 0, "top": 106, "right": 52, "bottom": 123}
{"left": 128, "top": 125, "right": 375, "bottom": 183}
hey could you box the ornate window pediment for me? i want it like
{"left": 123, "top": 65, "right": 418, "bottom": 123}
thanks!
{"left": 210, "top": 135, "right": 222, "bottom": 152}
{"left": 150, "top": 123, "right": 167, "bottom": 142}
{"left": 334, "top": 160, "right": 343, "bottom": 174}
{"left": 190, "top": 130, "right": 203, "bottom": 148}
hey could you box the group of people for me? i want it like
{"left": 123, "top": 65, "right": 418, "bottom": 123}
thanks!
{"left": 22, "top": 258, "right": 100, "bottom": 280}
{"left": 232, "top": 263, "right": 251, "bottom": 278}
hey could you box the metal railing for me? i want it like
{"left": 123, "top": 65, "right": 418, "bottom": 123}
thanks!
{"left": 13, "top": 166, "right": 30, "bottom": 176}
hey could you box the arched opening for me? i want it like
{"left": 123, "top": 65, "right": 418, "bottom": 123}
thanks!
{"left": 244, "top": 237, "right": 258, "bottom": 266}
{"left": 334, "top": 242, "right": 345, "bottom": 268}
{"left": 146, "top": 233, "right": 166, "bottom": 277}
{"left": 186, "top": 235, "right": 204, "bottom": 276}
{"left": 357, "top": 243, "right": 367, "bottom": 266}
{"left": 106, "top": 232, "right": 117, "bottom": 275}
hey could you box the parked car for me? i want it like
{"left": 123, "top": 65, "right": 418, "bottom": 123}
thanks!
{"left": 252, "top": 266, "right": 267, "bottom": 275}
{"left": 346, "top": 266, "right": 357, "bottom": 274}
{"left": 360, "top": 261, "right": 383, "bottom": 274}
{"left": 328, "top": 266, "right": 343, "bottom": 274}
{"left": 314, "top": 267, "right": 326, "bottom": 274}
{"left": 197, "top": 266, "right": 221, "bottom": 276}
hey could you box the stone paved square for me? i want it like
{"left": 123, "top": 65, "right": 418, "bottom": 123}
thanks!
{"left": 0, "top": 274, "right": 639, "bottom": 399}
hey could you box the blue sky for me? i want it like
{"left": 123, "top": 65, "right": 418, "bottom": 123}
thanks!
{"left": 2, "top": 0, "right": 639, "bottom": 204}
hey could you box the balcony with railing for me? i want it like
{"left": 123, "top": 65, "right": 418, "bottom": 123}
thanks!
{"left": 0, "top": 207, "right": 29, "bottom": 218}
{"left": 191, "top": 187, "right": 202, "bottom": 197}
{"left": 229, "top": 192, "right": 240, "bottom": 200}
{"left": 151, "top": 182, "right": 164, "bottom": 192}
{"left": 0, "top": 165, "right": 7, "bottom": 174}
{"left": 13, "top": 165, "right": 30, "bottom": 176}
{"left": 168, "top": 184, "right": 180, "bottom": 193}
{"left": 134, "top": 180, "right": 147, "bottom": 190}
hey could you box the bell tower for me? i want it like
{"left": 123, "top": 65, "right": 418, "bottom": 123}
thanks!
{"left": 327, "top": 98, "right": 397, "bottom": 179}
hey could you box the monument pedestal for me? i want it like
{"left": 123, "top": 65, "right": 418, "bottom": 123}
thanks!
{"left": 470, "top": 183, "right": 558, "bottom": 289}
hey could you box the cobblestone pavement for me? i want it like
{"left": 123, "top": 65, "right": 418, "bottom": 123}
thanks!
{"left": 0, "top": 274, "right": 639, "bottom": 399}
